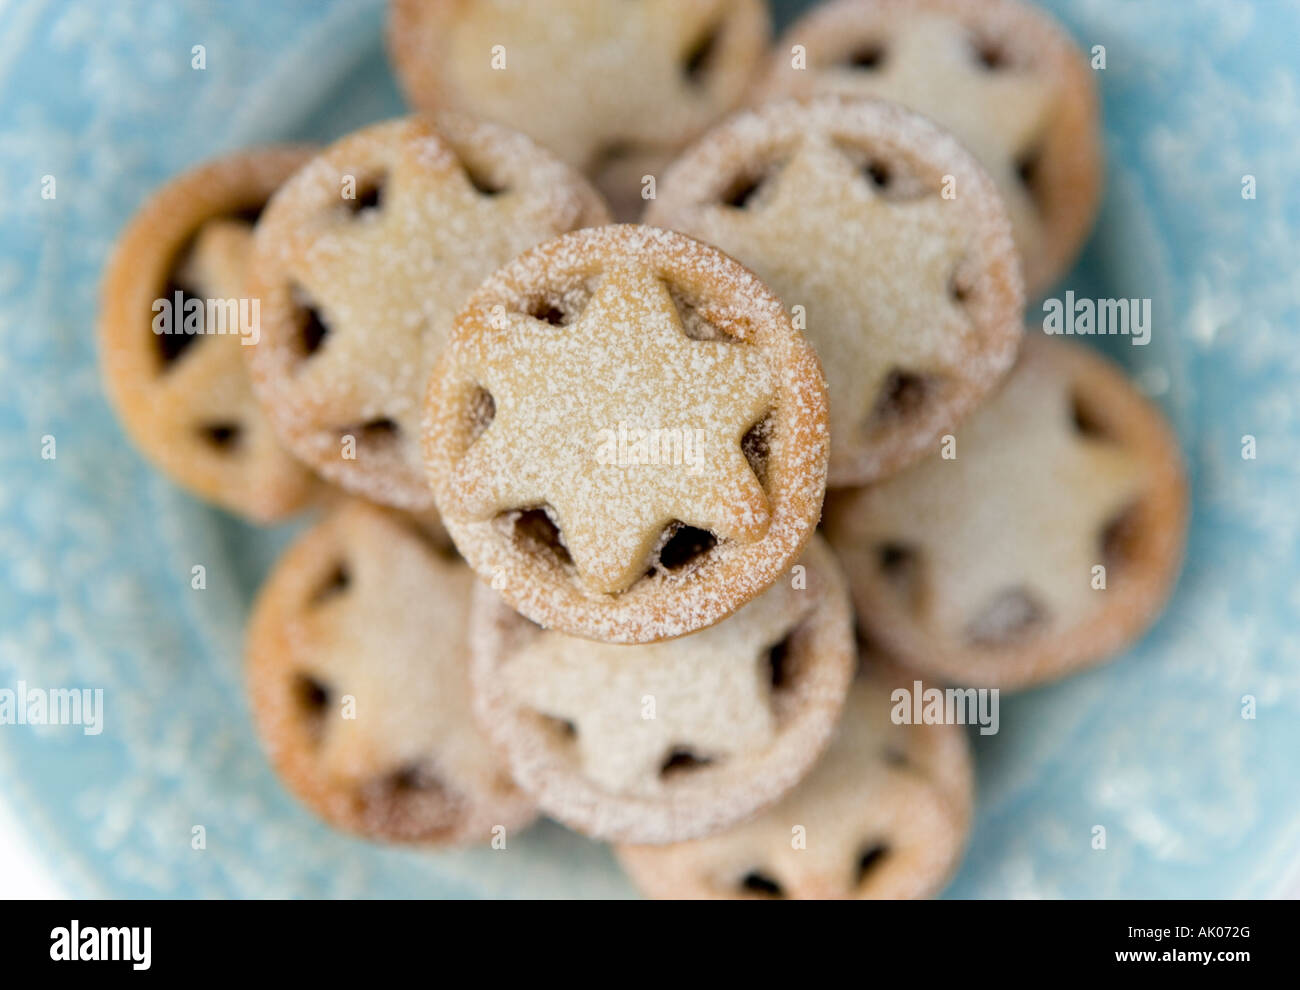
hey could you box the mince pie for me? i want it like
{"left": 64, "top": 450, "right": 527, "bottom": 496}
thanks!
{"left": 100, "top": 147, "right": 320, "bottom": 522}
{"left": 246, "top": 114, "right": 609, "bottom": 510}
{"left": 387, "top": 0, "right": 770, "bottom": 217}
{"left": 823, "top": 334, "right": 1188, "bottom": 690}
{"left": 470, "top": 535, "right": 853, "bottom": 843}
{"left": 423, "top": 224, "right": 830, "bottom": 643}
{"left": 616, "top": 662, "right": 974, "bottom": 898}
{"left": 647, "top": 96, "right": 1024, "bottom": 485}
{"left": 757, "top": 0, "right": 1102, "bottom": 296}
{"left": 246, "top": 499, "right": 536, "bottom": 843}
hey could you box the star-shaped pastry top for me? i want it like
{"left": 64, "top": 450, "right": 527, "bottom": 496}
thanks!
{"left": 156, "top": 220, "right": 256, "bottom": 407}
{"left": 269, "top": 131, "right": 596, "bottom": 437}
{"left": 444, "top": 265, "right": 776, "bottom": 595}
{"left": 99, "top": 145, "right": 324, "bottom": 522}
{"left": 500, "top": 576, "right": 815, "bottom": 796}
{"left": 795, "top": 11, "right": 1056, "bottom": 264}
{"left": 288, "top": 511, "right": 502, "bottom": 793}
{"left": 178, "top": 219, "right": 251, "bottom": 301}
{"left": 426, "top": 0, "right": 763, "bottom": 169}
{"left": 154, "top": 219, "right": 303, "bottom": 480}
{"left": 840, "top": 342, "right": 1148, "bottom": 639}
{"left": 619, "top": 672, "right": 970, "bottom": 899}
{"left": 677, "top": 135, "right": 973, "bottom": 452}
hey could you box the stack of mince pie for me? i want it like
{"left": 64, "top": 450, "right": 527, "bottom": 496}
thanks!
{"left": 97, "top": 0, "right": 1187, "bottom": 900}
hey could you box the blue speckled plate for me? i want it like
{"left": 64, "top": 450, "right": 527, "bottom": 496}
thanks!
{"left": 1, "top": 0, "right": 1297, "bottom": 898}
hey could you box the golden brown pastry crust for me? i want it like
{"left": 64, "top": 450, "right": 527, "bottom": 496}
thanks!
{"left": 246, "top": 114, "right": 609, "bottom": 511}
{"left": 423, "top": 224, "right": 830, "bottom": 644}
{"left": 647, "top": 95, "right": 1025, "bottom": 487}
{"left": 470, "top": 535, "right": 854, "bottom": 843}
{"left": 757, "top": 0, "right": 1102, "bottom": 297}
{"left": 246, "top": 499, "right": 535, "bottom": 844}
{"left": 99, "top": 146, "right": 320, "bottom": 523}
{"left": 616, "top": 661, "right": 974, "bottom": 899}
{"left": 824, "top": 334, "right": 1188, "bottom": 690}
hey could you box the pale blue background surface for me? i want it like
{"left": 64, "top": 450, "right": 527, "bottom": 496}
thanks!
{"left": 0, "top": 0, "right": 1296, "bottom": 897}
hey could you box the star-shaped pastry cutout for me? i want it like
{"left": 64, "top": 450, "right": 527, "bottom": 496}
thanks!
{"left": 155, "top": 220, "right": 266, "bottom": 425}
{"left": 682, "top": 135, "right": 973, "bottom": 449}
{"left": 276, "top": 145, "right": 573, "bottom": 436}
{"left": 848, "top": 354, "right": 1147, "bottom": 637}
{"left": 441, "top": 0, "right": 753, "bottom": 168}
{"left": 446, "top": 266, "right": 775, "bottom": 594}
{"left": 288, "top": 518, "right": 500, "bottom": 791}
{"left": 500, "top": 578, "right": 815, "bottom": 796}
{"left": 810, "top": 12, "right": 1055, "bottom": 260}
{"left": 178, "top": 219, "right": 252, "bottom": 301}
{"left": 619, "top": 675, "right": 967, "bottom": 899}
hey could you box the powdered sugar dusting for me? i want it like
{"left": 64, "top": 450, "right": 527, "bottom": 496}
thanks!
{"left": 248, "top": 500, "right": 535, "bottom": 842}
{"left": 648, "top": 95, "right": 1024, "bottom": 486}
{"left": 757, "top": 0, "right": 1101, "bottom": 295}
{"left": 247, "top": 114, "right": 610, "bottom": 511}
{"left": 824, "top": 335, "right": 1188, "bottom": 689}
{"left": 470, "top": 535, "right": 854, "bottom": 843}
{"left": 424, "top": 224, "right": 829, "bottom": 643}
{"left": 616, "top": 663, "right": 973, "bottom": 898}
{"left": 388, "top": 0, "right": 770, "bottom": 172}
